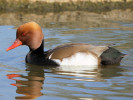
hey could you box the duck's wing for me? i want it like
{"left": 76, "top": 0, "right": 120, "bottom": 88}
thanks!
{"left": 46, "top": 43, "right": 108, "bottom": 60}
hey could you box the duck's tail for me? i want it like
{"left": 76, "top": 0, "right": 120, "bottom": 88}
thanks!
{"left": 100, "top": 47, "right": 126, "bottom": 65}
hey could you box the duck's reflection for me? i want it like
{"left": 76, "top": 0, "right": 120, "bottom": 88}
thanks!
{"left": 7, "top": 64, "right": 45, "bottom": 100}
{"left": 51, "top": 65, "right": 123, "bottom": 81}
{"left": 6, "top": 64, "right": 123, "bottom": 99}
{"left": 100, "top": 65, "right": 123, "bottom": 79}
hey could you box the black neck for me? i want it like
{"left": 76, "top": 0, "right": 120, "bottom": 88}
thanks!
{"left": 30, "top": 39, "right": 44, "bottom": 54}
{"left": 26, "top": 39, "right": 59, "bottom": 66}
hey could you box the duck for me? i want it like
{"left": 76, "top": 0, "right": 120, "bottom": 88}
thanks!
{"left": 6, "top": 22, "right": 125, "bottom": 66}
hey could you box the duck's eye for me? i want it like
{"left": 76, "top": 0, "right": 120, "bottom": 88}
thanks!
{"left": 22, "top": 33, "right": 26, "bottom": 36}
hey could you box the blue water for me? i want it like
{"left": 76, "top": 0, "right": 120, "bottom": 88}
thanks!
{"left": 0, "top": 11, "right": 133, "bottom": 100}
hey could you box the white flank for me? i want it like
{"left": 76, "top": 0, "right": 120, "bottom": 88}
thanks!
{"left": 49, "top": 52, "right": 53, "bottom": 59}
{"left": 52, "top": 52, "right": 98, "bottom": 66}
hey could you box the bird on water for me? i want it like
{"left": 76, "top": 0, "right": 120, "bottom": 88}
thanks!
{"left": 6, "top": 22, "right": 126, "bottom": 66}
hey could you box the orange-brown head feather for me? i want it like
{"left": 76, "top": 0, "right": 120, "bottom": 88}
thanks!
{"left": 7, "top": 22, "right": 44, "bottom": 51}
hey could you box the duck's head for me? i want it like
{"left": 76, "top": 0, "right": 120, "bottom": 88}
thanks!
{"left": 6, "top": 22, "right": 44, "bottom": 51}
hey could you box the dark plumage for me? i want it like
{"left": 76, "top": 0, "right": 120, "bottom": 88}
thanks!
{"left": 25, "top": 40, "right": 59, "bottom": 66}
{"left": 100, "top": 47, "right": 125, "bottom": 65}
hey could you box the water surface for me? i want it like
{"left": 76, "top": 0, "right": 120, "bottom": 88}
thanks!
{"left": 0, "top": 11, "right": 133, "bottom": 100}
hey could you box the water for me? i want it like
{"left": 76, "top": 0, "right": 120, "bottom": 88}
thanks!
{"left": 0, "top": 11, "right": 133, "bottom": 100}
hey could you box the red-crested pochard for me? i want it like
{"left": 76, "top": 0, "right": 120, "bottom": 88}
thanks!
{"left": 6, "top": 22, "right": 125, "bottom": 66}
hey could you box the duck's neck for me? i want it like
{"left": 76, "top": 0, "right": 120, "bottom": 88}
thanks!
{"left": 26, "top": 39, "right": 45, "bottom": 65}
{"left": 26, "top": 39, "right": 59, "bottom": 66}
{"left": 30, "top": 39, "right": 44, "bottom": 54}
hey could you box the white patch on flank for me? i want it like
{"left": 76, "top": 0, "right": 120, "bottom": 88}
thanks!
{"left": 52, "top": 52, "right": 98, "bottom": 66}
{"left": 49, "top": 52, "right": 53, "bottom": 59}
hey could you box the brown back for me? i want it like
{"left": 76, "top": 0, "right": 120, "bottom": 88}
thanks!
{"left": 47, "top": 43, "right": 108, "bottom": 61}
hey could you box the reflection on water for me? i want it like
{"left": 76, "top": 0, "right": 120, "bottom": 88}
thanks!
{"left": 6, "top": 64, "right": 126, "bottom": 100}
{"left": 7, "top": 65, "right": 45, "bottom": 99}
{"left": 0, "top": 10, "right": 133, "bottom": 100}
{"left": 47, "top": 65, "right": 133, "bottom": 100}
{"left": 52, "top": 65, "right": 123, "bottom": 82}
{"left": 52, "top": 66, "right": 99, "bottom": 82}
